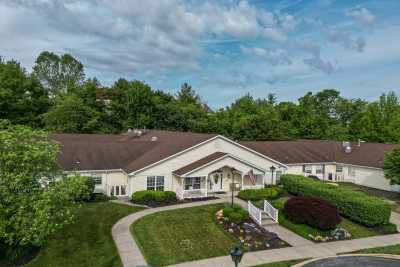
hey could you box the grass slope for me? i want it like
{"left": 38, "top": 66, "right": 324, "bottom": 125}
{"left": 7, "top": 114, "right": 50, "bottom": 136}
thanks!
{"left": 131, "top": 203, "right": 237, "bottom": 267}
{"left": 26, "top": 202, "right": 144, "bottom": 267}
{"left": 349, "top": 244, "right": 400, "bottom": 255}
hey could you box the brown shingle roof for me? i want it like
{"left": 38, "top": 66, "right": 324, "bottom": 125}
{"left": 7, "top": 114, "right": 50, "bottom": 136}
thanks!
{"left": 173, "top": 152, "right": 227, "bottom": 176}
{"left": 50, "top": 130, "right": 217, "bottom": 173}
{"left": 240, "top": 139, "right": 399, "bottom": 168}
{"left": 50, "top": 130, "right": 399, "bottom": 173}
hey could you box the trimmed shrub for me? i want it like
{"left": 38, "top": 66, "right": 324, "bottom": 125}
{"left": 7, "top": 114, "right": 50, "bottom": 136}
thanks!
{"left": 272, "top": 197, "right": 289, "bottom": 210}
{"left": 379, "top": 223, "right": 398, "bottom": 234}
{"left": 281, "top": 174, "right": 391, "bottom": 226}
{"left": 131, "top": 190, "right": 177, "bottom": 205}
{"left": 283, "top": 196, "right": 341, "bottom": 230}
{"left": 222, "top": 204, "right": 249, "bottom": 224}
{"left": 238, "top": 186, "right": 282, "bottom": 201}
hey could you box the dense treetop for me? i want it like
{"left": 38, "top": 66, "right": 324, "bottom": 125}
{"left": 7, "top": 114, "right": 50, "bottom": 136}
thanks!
{"left": 1, "top": 52, "right": 399, "bottom": 143}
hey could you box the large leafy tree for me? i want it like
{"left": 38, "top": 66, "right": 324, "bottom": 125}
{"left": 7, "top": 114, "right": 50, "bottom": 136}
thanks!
{"left": 42, "top": 95, "right": 101, "bottom": 133}
{"left": 0, "top": 58, "right": 50, "bottom": 128}
{"left": 33, "top": 51, "right": 85, "bottom": 95}
{"left": 384, "top": 148, "right": 400, "bottom": 185}
{"left": 0, "top": 124, "right": 85, "bottom": 258}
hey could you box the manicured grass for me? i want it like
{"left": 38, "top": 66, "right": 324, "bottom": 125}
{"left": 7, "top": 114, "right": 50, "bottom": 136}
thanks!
{"left": 251, "top": 259, "right": 306, "bottom": 267}
{"left": 131, "top": 203, "right": 237, "bottom": 267}
{"left": 348, "top": 244, "right": 400, "bottom": 255}
{"left": 26, "top": 202, "right": 145, "bottom": 267}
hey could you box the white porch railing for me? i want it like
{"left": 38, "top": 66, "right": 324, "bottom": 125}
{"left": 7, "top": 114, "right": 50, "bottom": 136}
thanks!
{"left": 180, "top": 189, "right": 207, "bottom": 199}
{"left": 264, "top": 200, "right": 279, "bottom": 222}
{"left": 242, "top": 184, "right": 264, "bottom": 190}
{"left": 248, "top": 201, "right": 262, "bottom": 226}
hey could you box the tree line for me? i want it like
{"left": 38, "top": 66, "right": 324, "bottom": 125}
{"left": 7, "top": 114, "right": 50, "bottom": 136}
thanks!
{"left": 1, "top": 51, "right": 400, "bottom": 143}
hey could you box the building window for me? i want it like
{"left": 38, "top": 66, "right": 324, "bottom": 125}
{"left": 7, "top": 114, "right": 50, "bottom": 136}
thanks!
{"left": 185, "top": 177, "right": 201, "bottom": 190}
{"left": 147, "top": 176, "right": 164, "bottom": 191}
{"left": 276, "top": 171, "right": 282, "bottom": 183}
{"left": 303, "top": 165, "right": 312, "bottom": 174}
{"left": 348, "top": 166, "right": 356, "bottom": 177}
{"left": 92, "top": 176, "right": 102, "bottom": 185}
{"left": 315, "top": 165, "right": 324, "bottom": 174}
{"left": 336, "top": 165, "right": 343, "bottom": 172}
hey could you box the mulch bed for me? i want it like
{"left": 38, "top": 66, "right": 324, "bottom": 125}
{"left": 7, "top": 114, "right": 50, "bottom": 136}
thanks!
{"left": 131, "top": 196, "right": 219, "bottom": 208}
{"left": 215, "top": 212, "right": 289, "bottom": 251}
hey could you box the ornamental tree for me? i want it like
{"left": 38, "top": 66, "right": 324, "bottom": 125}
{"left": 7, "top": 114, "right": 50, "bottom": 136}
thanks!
{"left": 384, "top": 148, "right": 400, "bottom": 185}
{"left": 0, "top": 123, "right": 83, "bottom": 255}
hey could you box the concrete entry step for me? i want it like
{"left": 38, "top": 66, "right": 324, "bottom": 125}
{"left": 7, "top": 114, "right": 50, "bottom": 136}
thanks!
{"left": 262, "top": 217, "right": 278, "bottom": 226}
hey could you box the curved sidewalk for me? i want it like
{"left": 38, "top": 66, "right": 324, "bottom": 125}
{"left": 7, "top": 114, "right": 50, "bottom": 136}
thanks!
{"left": 112, "top": 198, "right": 227, "bottom": 267}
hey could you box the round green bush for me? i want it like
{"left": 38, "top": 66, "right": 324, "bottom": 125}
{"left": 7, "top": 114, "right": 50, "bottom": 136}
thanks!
{"left": 238, "top": 186, "right": 282, "bottom": 201}
{"left": 228, "top": 212, "right": 243, "bottom": 224}
{"left": 164, "top": 191, "right": 177, "bottom": 202}
{"left": 222, "top": 207, "right": 234, "bottom": 217}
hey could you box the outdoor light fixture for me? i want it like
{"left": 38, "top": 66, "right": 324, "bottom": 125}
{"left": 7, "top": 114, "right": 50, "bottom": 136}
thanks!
{"left": 270, "top": 165, "right": 276, "bottom": 184}
{"left": 230, "top": 246, "right": 244, "bottom": 267}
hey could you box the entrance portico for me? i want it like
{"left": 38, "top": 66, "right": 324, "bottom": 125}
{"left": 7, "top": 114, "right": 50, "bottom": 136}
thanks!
{"left": 173, "top": 152, "right": 267, "bottom": 199}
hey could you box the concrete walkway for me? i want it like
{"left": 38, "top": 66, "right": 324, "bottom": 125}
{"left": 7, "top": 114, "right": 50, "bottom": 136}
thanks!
{"left": 169, "top": 234, "right": 400, "bottom": 267}
{"left": 112, "top": 197, "right": 400, "bottom": 267}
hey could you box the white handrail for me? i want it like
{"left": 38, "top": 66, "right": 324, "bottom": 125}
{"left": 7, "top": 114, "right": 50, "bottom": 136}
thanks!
{"left": 247, "top": 201, "right": 262, "bottom": 226}
{"left": 264, "top": 200, "right": 279, "bottom": 222}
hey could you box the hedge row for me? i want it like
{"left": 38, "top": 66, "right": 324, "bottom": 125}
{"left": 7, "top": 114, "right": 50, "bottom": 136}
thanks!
{"left": 131, "top": 190, "right": 177, "bottom": 204}
{"left": 237, "top": 186, "right": 282, "bottom": 201}
{"left": 280, "top": 174, "right": 391, "bottom": 226}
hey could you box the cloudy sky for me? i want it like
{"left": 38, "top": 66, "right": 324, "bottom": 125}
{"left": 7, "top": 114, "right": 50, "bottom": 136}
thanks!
{"left": 1, "top": 0, "right": 399, "bottom": 108}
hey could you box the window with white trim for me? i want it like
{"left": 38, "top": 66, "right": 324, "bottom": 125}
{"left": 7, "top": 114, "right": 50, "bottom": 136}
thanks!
{"left": 315, "top": 165, "right": 324, "bottom": 174}
{"left": 276, "top": 171, "right": 282, "bottom": 183}
{"left": 336, "top": 165, "right": 343, "bottom": 172}
{"left": 184, "top": 177, "right": 201, "bottom": 190}
{"left": 147, "top": 176, "right": 164, "bottom": 191}
{"left": 303, "top": 165, "right": 312, "bottom": 174}
{"left": 92, "top": 176, "right": 102, "bottom": 185}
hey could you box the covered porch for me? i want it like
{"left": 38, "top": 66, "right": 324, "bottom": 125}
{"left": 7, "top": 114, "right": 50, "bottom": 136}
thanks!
{"left": 173, "top": 152, "right": 267, "bottom": 199}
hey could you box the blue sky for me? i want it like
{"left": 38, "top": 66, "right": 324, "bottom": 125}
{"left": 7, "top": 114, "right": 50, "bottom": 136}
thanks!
{"left": 1, "top": 0, "right": 399, "bottom": 108}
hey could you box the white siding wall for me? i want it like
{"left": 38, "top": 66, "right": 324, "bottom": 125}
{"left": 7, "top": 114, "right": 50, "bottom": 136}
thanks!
{"left": 287, "top": 164, "right": 400, "bottom": 192}
{"left": 72, "top": 170, "right": 129, "bottom": 195}
{"left": 128, "top": 137, "right": 284, "bottom": 195}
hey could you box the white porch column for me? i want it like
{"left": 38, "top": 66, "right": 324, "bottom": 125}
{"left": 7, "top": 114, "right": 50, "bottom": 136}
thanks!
{"left": 262, "top": 172, "right": 266, "bottom": 187}
{"left": 241, "top": 173, "right": 244, "bottom": 189}
{"left": 205, "top": 175, "right": 208, "bottom": 197}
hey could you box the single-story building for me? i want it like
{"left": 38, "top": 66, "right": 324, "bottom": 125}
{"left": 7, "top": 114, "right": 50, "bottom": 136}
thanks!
{"left": 50, "top": 129, "right": 399, "bottom": 199}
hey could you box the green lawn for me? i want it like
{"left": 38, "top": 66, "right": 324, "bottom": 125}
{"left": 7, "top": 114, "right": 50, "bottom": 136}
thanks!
{"left": 348, "top": 244, "right": 400, "bottom": 255}
{"left": 131, "top": 203, "right": 237, "bottom": 267}
{"left": 26, "top": 202, "right": 145, "bottom": 267}
{"left": 251, "top": 259, "right": 306, "bottom": 267}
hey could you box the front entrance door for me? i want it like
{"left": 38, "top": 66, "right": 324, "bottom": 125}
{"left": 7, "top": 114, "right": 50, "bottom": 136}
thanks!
{"left": 211, "top": 173, "right": 223, "bottom": 192}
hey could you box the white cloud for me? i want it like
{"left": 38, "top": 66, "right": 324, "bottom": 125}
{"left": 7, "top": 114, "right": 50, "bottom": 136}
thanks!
{"left": 240, "top": 46, "right": 292, "bottom": 65}
{"left": 0, "top": 0, "right": 296, "bottom": 77}
{"left": 346, "top": 7, "right": 375, "bottom": 26}
{"left": 326, "top": 30, "right": 366, "bottom": 52}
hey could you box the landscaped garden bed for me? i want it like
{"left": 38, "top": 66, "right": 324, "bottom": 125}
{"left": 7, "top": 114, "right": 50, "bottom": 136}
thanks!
{"left": 216, "top": 204, "right": 288, "bottom": 251}
{"left": 131, "top": 190, "right": 218, "bottom": 207}
{"left": 270, "top": 196, "right": 397, "bottom": 243}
